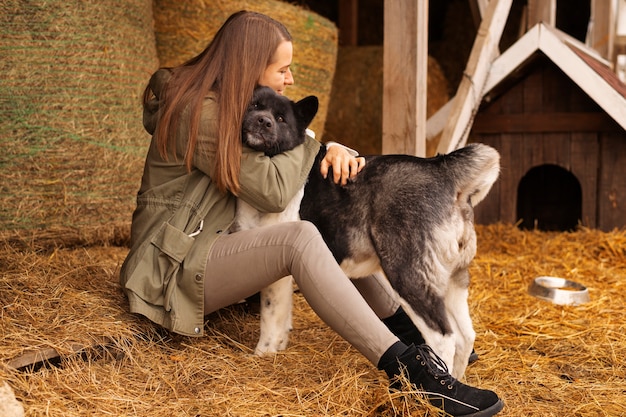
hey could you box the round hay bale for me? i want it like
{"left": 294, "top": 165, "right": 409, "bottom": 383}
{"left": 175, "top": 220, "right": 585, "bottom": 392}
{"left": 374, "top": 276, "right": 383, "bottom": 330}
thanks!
{"left": 324, "top": 46, "right": 450, "bottom": 156}
{"left": 0, "top": 0, "right": 159, "bottom": 245}
{"left": 152, "top": 0, "right": 338, "bottom": 139}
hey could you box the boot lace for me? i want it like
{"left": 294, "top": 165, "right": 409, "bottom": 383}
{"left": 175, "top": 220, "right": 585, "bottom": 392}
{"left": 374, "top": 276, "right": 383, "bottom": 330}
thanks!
{"left": 415, "top": 344, "right": 456, "bottom": 387}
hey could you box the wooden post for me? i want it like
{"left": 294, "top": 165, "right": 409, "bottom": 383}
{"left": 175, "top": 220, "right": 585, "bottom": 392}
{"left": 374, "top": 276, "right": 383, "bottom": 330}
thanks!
{"left": 436, "top": 0, "right": 512, "bottom": 154}
{"left": 468, "top": 0, "right": 489, "bottom": 28}
{"left": 587, "top": 0, "right": 615, "bottom": 60}
{"left": 614, "top": 0, "right": 626, "bottom": 79}
{"left": 527, "top": 0, "right": 556, "bottom": 29}
{"left": 338, "top": 0, "right": 359, "bottom": 46}
{"left": 382, "top": 0, "right": 428, "bottom": 156}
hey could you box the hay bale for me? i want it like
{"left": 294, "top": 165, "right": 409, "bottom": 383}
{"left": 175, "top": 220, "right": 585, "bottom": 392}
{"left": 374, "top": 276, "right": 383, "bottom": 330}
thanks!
{"left": 323, "top": 46, "right": 450, "bottom": 156}
{"left": 152, "top": 0, "right": 338, "bottom": 139}
{"left": 0, "top": 0, "right": 159, "bottom": 245}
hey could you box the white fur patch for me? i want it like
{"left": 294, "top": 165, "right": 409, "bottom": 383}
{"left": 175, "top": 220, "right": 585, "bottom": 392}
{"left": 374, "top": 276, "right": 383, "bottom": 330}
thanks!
{"left": 339, "top": 255, "right": 381, "bottom": 278}
{"left": 232, "top": 187, "right": 304, "bottom": 356}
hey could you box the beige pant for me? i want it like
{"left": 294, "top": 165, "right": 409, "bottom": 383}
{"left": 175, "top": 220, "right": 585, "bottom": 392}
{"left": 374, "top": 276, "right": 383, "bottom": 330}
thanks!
{"left": 204, "top": 220, "right": 401, "bottom": 365}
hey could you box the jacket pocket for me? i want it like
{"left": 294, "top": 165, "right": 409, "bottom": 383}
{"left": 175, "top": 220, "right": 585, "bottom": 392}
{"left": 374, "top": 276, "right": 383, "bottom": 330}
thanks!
{"left": 150, "top": 221, "right": 195, "bottom": 311}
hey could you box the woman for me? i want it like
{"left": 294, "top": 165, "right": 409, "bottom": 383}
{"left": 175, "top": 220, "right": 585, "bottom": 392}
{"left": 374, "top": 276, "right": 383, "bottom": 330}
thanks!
{"left": 120, "top": 10, "right": 503, "bottom": 417}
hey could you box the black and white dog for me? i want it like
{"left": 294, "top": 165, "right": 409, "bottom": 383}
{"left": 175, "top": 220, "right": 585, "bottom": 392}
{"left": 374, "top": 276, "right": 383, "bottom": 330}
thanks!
{"left": 234, "top": 86, "right": 500, "bottom": 379}
{"left": 230, "top": 87, "right": 318, "bottom": 356}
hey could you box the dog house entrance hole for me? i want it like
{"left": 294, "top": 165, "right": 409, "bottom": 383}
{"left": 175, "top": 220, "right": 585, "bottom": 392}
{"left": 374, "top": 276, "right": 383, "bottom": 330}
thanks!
{"left": 517, "top": 164, "right": 582, "bottom": 231}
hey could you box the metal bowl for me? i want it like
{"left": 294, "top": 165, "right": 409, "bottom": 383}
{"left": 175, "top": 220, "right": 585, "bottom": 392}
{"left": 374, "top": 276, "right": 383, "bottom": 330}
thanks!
{"left": 528, "top": 276, "right": 590, "bottom": 306}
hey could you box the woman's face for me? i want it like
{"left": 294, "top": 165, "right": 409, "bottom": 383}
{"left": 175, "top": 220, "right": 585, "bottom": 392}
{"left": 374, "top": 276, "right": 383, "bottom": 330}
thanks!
{"left": 258, "top": 40, "right": 294, "bottom": 95}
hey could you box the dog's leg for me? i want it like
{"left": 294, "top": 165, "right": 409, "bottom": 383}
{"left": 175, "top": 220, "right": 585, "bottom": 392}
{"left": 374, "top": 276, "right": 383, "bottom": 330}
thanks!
{"left": 376, "top": 231, "right": 461, "bottom": 376}
{"left": 443, "top": 206, "right": 477, "bottom": 378}
{"left": 364, "top": 231, "right": 460, "bottom": 375}
{"left": 397, "top": 298, "right": 458, "bottom": 375}
{"left": 445, "top": 270, "right": 476, "bottom": 379}
{"left": 255, "top": 276, "right": 294, "bottom": 355}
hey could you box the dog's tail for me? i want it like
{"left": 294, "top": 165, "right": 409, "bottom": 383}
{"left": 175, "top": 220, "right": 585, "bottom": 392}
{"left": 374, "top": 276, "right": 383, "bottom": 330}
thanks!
{"left": 443, "top": 143, "right": 500, "bottom": 207}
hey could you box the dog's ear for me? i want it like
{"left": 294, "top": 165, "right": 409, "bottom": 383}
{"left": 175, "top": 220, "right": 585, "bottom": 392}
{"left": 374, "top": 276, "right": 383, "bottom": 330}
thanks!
{"left": 294, "top": 95, "right": 319, "bottom": 130}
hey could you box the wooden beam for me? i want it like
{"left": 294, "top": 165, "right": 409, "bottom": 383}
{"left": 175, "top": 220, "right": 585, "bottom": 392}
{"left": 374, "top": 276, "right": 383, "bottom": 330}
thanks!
{"left": 484, "top": 23, "right": 541, "bottom": 90}
{"left": 472, "top": 112, "right": 622, "bottom": 133}
{"left": 6, "top": 337, "right": 117, "bottom": 370}
{"left": 527, "top": 0, "right": 556, "bottom": 29}
{"left": 426, "top": 98, "right": 454, "bottom": 140}
{"left": 617, "top": 0, "right": 626, "bottom": 36}
{"left": 7, "top": 345, "right": 85, "bottom": 369}
{"left": 436, "top": 0, "right": 512, "bottom": 154}
{"left": 468, "top": 0, "right": 489, "bottom": 29}
{"left": 339, "top": 0, "right": 359, "bottom": 46}
{"left": 382, "top": 0, "right": 428, "bottom": 156}
{"left": 587, "top": 0, "right": 615, "bottom": 60}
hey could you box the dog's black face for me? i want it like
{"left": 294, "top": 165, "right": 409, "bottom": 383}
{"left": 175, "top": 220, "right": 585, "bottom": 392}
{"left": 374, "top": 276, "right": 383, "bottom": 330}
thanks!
{"left": 242, "top": 86, "right": 318, "bottom": 157}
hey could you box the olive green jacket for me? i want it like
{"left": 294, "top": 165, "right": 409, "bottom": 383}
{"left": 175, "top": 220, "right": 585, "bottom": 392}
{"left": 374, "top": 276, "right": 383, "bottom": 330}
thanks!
{"left": 119, "top": 69, "right": 321, "bottom": 336}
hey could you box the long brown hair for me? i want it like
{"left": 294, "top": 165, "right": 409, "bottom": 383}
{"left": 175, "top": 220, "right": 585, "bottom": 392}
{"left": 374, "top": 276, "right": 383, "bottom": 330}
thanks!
{"left": 146, "top": 11, "right": 292, "bottom": 195}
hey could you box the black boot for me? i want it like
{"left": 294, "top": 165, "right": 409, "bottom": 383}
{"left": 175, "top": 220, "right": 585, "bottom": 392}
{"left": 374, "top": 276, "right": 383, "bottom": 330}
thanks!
{"left": 382, "top": 306, "right": 426, "bottom": 346}
{"left": 379, "top": 343, "right": 503, "bottom": 417}
{"left": 383, "top": 306, "right": 479, "bottom": 364}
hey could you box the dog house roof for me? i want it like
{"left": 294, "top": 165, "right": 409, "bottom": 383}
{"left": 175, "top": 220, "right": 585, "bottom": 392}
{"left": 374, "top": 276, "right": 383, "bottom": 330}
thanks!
{"left": 485, "top": 23, "right": 626, "bottom": 128}
{"left": 427, "top": 22, "right": 626, "bottom": 140}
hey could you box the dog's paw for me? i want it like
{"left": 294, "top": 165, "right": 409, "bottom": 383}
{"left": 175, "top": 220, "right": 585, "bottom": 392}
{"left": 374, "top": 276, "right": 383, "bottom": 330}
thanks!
{"left": 254, "top": 331, "right": 289, "bottom": 356}
{"left": 254, "top": 318, "right": 292, "bottom": 355}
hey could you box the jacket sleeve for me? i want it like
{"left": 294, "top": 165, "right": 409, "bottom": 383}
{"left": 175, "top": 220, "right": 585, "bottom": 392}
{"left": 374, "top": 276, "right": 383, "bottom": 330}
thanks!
{"left": 238, "top": 136, "right": 321, "bottom": 213}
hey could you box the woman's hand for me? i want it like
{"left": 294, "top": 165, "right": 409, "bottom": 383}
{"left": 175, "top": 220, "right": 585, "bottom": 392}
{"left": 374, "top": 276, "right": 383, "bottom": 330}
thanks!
{"left": 320, "top": 145, "right": 366, "bottom": 185}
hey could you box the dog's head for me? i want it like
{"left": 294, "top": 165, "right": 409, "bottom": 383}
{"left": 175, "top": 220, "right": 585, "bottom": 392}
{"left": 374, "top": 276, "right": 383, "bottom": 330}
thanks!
{"left": 242, "top": 86, "right": 318, "bottom": 157}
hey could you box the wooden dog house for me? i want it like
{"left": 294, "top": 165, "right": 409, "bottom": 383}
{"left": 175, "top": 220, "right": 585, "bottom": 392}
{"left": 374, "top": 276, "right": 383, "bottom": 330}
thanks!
{"left": 468, "top": 24, "right": 626, "bottom": 231}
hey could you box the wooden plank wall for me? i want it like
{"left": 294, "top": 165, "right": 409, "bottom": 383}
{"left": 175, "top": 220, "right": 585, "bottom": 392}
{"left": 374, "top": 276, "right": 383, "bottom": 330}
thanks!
{"left": 598, "top": 131, "right": 626, "bottom": 229}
